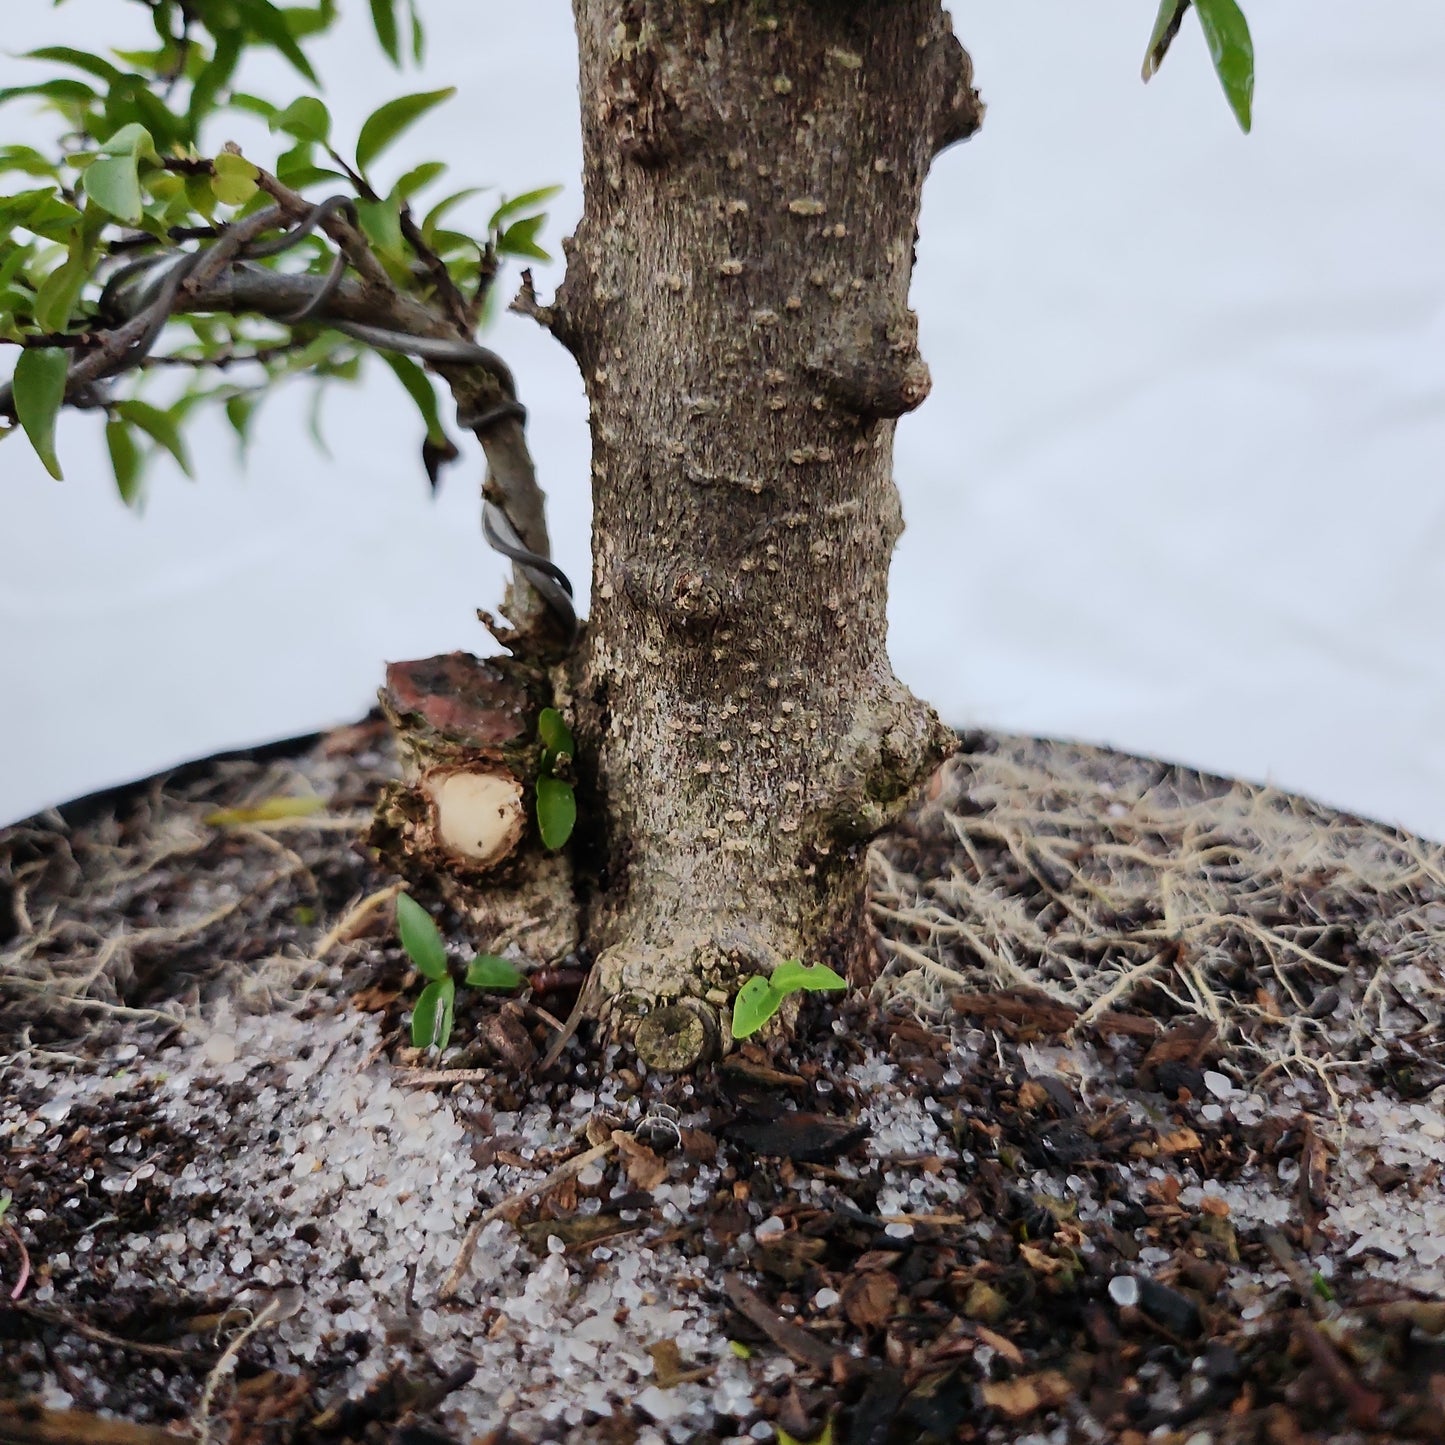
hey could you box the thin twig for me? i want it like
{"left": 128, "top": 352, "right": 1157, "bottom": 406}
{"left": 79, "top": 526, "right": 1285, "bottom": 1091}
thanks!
{"left": 539, "top": 966, "right": 603, "bottom": 1071}
{"left": 400, "top": 1067, "right": 498, "bottom": 1087}
{"left": 192, "top": 1295, "right": 283, "bottom": 1445}
{"left": 11, "top": 1301, "right": 202, "bottom": 1360}
{"left": 437, "top": 1138, "right": 615, "bottom": 1303}
{"left": 722, "top": 1273, "right": 838, "bottom": 1371}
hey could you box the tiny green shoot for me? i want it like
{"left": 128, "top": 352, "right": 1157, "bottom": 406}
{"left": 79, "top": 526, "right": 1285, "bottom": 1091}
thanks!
{"left": 465, "top": 954, "right": 523, "bottom": 990}
{"left": 535, "top": 707, "right": 577, "bottom": 851}
{"left": 395, "top": 892, "right": 524, "bottom": 1050}
{"left": 730, "top": 959, "right": 847, "bottom": 1040}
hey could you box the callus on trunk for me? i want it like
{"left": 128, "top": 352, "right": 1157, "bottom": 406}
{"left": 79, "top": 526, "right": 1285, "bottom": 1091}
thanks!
{"left": 370, "top": 652, "right": 580, "bottom": 965}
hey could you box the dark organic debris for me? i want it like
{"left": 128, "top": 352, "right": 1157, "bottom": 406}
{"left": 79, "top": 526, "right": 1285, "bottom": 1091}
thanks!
{"left": 722, "top": 1113, "right": 869, "bottom": 1163}
{"left": 3, "top": 725, "right": 1443, "bottom": 1444}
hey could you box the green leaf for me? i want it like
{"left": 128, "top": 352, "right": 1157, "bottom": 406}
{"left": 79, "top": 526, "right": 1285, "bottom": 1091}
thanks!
{"left": 497, "top": 214, "right": 550, "bottom": 262}
{"left": 237, "top": 0, "right": 320, "bottom": 85}
{"left": 32, "top": 249, "right": 88, "bottom": 333}
{"left": 0, "top": 245, "right": 33, "bottom": 291}
{"left": 105, "top": 417, "right": 143, "bottom": 507}
{"left": 189, "top": 31, "right": 242, "bottom": 127}
{"left": 488, "top": 186, "right": 563, "bottom": 231}
{"left": 369, "top": 0, "right": 401, "bottom": 64}
{"left": 228, "top": 92, "right": 280, "bottom": 122}
{"left": 430, "top": 228, "right": 480, "bottom": 260}
{"left": 286, "top": 3, "right": 339, "bottom": 40}
{"left": 1142, "top": 1, "right": 1190, "bottom": 81}
{"left": 411, "top": 976, "right": 455, "bottom": 1050}
{"left": 464, "top": 954, "right": 523, "bottom": 991}
{"left": 396, "top": 892, "right": 449, "bottom": 980}
{"left": 355, "top": 196, "right": 405, "bottom": 263}
{"left": 770, "top": 960, "right": 848, "bottom": 995}
{"left": 731, "top": 976, "right": 783, "bottom": 1040}
{"left": 12, "top": 346, "right": 68, "bottom": 480}
{"left": 123, "top": 82, "right": 187, "bottom": 152}
{"left": 535, "top": 776, "right": 577, "bottom": 852}
{"left": 212, "top": 152, "right": 259, "bottom": 206}
{"left": 421, "top": 186, "right": 483, "bottom": 244}
{"left": 380, "top": 352, "right": 446, "bottom": 443}
{"left": 144, "top": 170, "right": 185, "bottom": 203}
{"left": 274, "top": 145, "right": 344, "bottom": 190}
{"left": 0, "top": 146, "right": 60, "bottom": 178}
{"left": 538, "top": 707, "right": 574, "bottom": 761}
{"left": 0, "top": 190, "right": 82, "bottom": 243}
{"left": 79, "top": 124, "right": 156, "bottom": 223}
{"left": 23, "top": 47, "right": 122, "bottom": 86}
{"left": 271, "top": 96, "right": 331, "bottom": 146}
{"left": 116, "top": 399, "right": 193, "bottom": 477}
{"left": 99, "top": 122, "right": 158, "bottom": 161}
{"left": 27, "top": 197, "right": 84, "bottom": 242}
{"left": 1195, "top": 0, "right": 1254, "bottom": 133}
{"left": 82, "top": 155, "right": 143, "bottom": 222}
{"left": 0, "top": 79, "right": 97, "bottom": 110}
{"left": 407, "top": 0, "right": 426, "bottom": 63}
{"left": 355, "top": 87, "right": 455, "bottom": 175}
{"left": 393, "top": 160, "right": 446, "bottom": 199}
{"left": 225, "top": 392, "right": 258, "bottom": 456}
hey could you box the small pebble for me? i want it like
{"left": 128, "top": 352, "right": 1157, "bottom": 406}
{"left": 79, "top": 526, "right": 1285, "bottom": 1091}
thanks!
{"left": 812, "top": 1288, "right": 841, "bottom": 1310}
{"left": 884, "top": 1222, "right": 914, "bottom": 1240}
{"left": 755, "top": 1216, "right": 786, "bottom": 1239}
{"left": 1203, "top": 1070, "right": 1235, "bottom": 1099}
{"left": 1109, "top": 1275, "right": 1140, "bottom": 1308}
{"left": 204, "top": 1034, "right": 238, "bottom": 1066}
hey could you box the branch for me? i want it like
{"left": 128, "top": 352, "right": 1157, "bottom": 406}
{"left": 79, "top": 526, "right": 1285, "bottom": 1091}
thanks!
{"left": 252, "top": 166, "right": 393, "bottom": 295}
{"left": 399, "top": 203, "right": 472, "bottom": 333}
{"left": 0, "top": 195, "right": 576, "bottom": 657}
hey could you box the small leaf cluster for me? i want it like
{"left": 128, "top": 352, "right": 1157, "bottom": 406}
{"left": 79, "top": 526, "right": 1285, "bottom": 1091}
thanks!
{"left": 1143, "top": 0, "right": 1254, "bottom": 133}
{"left": 535, "top": 707, "right": 577, "bottom": 852}
{"left": 396, "top": 891, "right": 522, "bottom": 1052}
{"left": 1, "top": 0, "right": 563, "bottom": 505}
{"left": 730, "top": 960, "right": 848, "bottom": 1041}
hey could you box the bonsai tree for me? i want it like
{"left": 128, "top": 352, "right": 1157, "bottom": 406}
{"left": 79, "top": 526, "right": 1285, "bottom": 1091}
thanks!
{"left": 0, "top": 0, "right": 1252, "bottom": 1068}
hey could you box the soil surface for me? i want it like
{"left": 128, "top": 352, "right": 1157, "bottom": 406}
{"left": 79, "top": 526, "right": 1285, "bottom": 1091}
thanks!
{"left": 2, "top": 724, "right": 1443, "bottom": 1445}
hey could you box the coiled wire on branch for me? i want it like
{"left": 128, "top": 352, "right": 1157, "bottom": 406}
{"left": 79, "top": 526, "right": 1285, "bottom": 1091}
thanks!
{"left": 1, "top": 195, "right": 578, "bottom": 647}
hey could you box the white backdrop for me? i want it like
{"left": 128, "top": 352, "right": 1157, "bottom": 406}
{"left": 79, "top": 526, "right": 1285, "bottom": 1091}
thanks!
{"left": 2, "top": 2, "right": 1443, "bottom": 838}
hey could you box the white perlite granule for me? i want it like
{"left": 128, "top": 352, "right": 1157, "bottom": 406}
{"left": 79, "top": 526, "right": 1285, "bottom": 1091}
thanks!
{"left": 0, "top": 1005, "right": 748, "bottom": 1442}
{"left": 4, "top": 997, "right": 1443, "bottom": 1441}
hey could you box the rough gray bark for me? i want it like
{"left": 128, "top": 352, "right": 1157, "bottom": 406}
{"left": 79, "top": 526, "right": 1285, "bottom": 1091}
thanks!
{"left": 553, "top": 0, "right": 983, "bottom": 1067}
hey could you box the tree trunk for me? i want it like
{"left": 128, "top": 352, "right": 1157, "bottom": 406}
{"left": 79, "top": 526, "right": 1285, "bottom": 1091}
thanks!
{"left": 554, "top": 0, "right": 982, "bottom": 1068}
